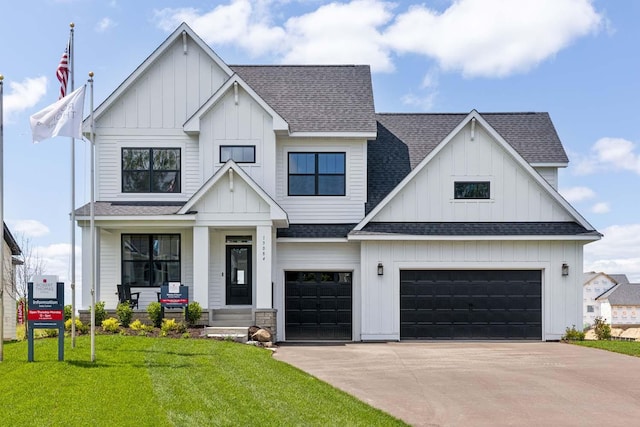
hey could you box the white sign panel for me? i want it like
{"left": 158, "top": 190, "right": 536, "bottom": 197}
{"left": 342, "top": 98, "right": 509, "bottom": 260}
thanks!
{"left": 237, "top": 270, "right": 245, "bottom": 285}
{"left": 169, "top": 282, "right": 181, "bottom": 294}
{"left": 33, "top": 275, "right": 60, "bottom": 299}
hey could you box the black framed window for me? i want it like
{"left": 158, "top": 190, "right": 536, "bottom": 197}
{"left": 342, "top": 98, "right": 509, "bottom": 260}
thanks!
{"left": 288, "top": 152, "right": 345, "bottom": 196}
{"left": 454, "top": 181, "right": 490, "bottom": 199}
{"left": 122, "top": 148, "right": 180, "bottom": 193}
{"left": 220, "top": 145, "right": 256, "bottom": 163}
{"left": 122, "top": 234, "right": 180, "bottom": 287}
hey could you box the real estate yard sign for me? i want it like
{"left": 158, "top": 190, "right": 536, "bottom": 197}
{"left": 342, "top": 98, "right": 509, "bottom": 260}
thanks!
{"left": 160, "top": 282, "right": 189, "bottom": 319}
{"left": 27, "top": 275, "right": 64, "bottom": 361}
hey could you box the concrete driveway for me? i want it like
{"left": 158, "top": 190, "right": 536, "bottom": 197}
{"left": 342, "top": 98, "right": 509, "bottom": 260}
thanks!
{"left": 274, "top": 342, "right": 640, "bottom": 426}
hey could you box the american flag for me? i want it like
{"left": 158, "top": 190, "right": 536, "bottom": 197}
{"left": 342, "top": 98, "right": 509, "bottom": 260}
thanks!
{"left": 56, "top": 41, "right": 70, "bottom": 99}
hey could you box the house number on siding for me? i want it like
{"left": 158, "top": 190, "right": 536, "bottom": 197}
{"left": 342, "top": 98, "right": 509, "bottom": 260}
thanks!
{"left": 262, "top": 235, "right": 266, "bottom": 261}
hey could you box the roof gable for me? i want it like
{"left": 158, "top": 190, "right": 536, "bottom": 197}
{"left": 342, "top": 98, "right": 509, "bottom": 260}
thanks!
{"left": 84, "top": 23, "right": 232, "bottom": 130}
{"left": 356, "top": 110, "right": 598, "bottom": 234}
{"left": 178, "top": 161, "right": 288, "bottom": 226}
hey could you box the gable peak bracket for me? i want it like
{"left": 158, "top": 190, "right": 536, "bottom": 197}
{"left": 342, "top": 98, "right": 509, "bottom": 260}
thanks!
{"left": 228, "top": 168, "right": 234, "bottom": 192}
{"left": 182, "top": 30, "right": 188, "bottom": 54}
{"left": 471, "top": 117, "right": 476, "bottom": 141}
{"left": 234, "top": 81, "right": 239, "bottom": 105}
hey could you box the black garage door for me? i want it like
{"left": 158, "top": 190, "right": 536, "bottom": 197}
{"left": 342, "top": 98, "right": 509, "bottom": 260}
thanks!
{"left": 400, "top": 270, "right": 541, "bottom": 340}
{"left": 285, "top": 271, "right": 352, "bottom": 340}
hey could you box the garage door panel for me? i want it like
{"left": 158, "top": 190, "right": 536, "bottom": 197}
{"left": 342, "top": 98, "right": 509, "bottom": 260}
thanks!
{"left": 401, "top": 270, "right": 542, "bottom": 340}
{"left": 285, "top": 271, "right": 352, "bottom": 341}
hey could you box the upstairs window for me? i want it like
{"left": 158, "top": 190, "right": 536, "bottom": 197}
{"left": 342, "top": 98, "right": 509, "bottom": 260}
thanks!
{"left": 288, "top": 152, "right": 345, "bottom": 196}
{"left": 220, "top": 145, "right": 256, "bottom": 163}
{"left": 122, "top": 148, "right": 180, "bottom": 193}
{"left": 454, "top": 181, "right": 490, "bottom": 199}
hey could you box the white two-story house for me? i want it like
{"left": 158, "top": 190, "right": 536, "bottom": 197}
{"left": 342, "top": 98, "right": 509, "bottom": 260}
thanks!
{"left": 76, "top": 23, "right": 600, "bottom": 342}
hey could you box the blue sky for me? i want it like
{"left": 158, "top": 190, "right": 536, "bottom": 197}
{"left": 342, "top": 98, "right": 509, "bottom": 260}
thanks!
{"left": 1, "top": 0, "right": 639, "bottom": 289}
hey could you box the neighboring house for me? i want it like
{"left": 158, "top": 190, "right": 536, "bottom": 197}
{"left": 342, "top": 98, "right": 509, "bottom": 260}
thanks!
{"left": 595, "top": 277, "right": 640, "bottom": 326}
{"left": 2, "top": 224, "right": 22, "bottom": 341}
{"left": 582, "top": 272, "right": 625, "bottom": 326}
{"left": 75, "top": 23, "right": 600, "bottom": 342}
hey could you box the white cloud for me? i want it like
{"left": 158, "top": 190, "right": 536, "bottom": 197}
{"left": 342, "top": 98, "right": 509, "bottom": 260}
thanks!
{"left": 560, "top": 186, "right": 596, "bottom": 203}
{"left": 384, "top": 0, "right": 602, "bottom": 77}
{"left": 96, "top": 17, "right": 116, "bottom": 33}
{"left": 574, "top": 137, "right": 640, "bottom": 175}
{"left": 3, "top": 76, "right": 47, "bottom": 120}
{"left": 591, "top": 202, "right": 610, "bottom": 214}
{"left": 401, "top": 92, "right": 437, "bottom": 111}
{"left": 154, "top": 0, "right": 602, "bottom": 77}
{"left": 8, "top": 219, "right": 50, "bottom": 238}
{"left": 584, "top": 224, "right": 640, "bottom": 282}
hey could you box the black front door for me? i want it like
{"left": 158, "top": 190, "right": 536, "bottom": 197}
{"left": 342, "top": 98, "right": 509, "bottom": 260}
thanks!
{"left": 226, "top": 245, "right": 252, "bottom": 305}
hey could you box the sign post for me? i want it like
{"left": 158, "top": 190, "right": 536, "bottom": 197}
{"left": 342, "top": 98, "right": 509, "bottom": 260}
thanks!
{"left": 27, "top": 275, "right": 65, "bottom": 362}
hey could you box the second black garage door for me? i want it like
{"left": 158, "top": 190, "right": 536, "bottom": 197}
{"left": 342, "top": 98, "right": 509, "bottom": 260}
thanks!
{"left": 285, "top": 271, "right": 352, "bottom": 340}
{"left": 400, "top": 270, "right": 542, "bottom": 340}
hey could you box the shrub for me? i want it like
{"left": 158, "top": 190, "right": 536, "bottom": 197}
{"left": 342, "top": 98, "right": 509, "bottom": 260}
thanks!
{"left": 64, "top": 305, "right": 73, "bottom": 321}
{"left": 562, "top": 325, "right": 585, "bottom": 341}
{"left": 65, "top": 318, "right": 88, "bottom": 334}
{"left": 594, "top": 316, "right": 611, "bottom": 340}
{"left": 130, "top": 319, "right": 154, "bottom": 333}
{"left": 116, "top": 302, "right": 134, "bottom": 327}
{"left": 42, "top": 329, "right": 58, "bottom": 338}
{"left": 186, "top": 301, "right": 203, "bottom": 326}
{"left": 101, "top": 317, "right": 120, "bottom": 333}
{"left": 161, "top": 318, "right": 187, "bottom": 335}
{"left": 147, "top": 302, "right": 163, "bottom": 328}
{"left": 90, "top": 301, "right": 107, "bottom": 324}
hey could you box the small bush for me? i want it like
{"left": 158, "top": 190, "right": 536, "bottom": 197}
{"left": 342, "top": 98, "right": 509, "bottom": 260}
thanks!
{"left": 147, "top": 302, "right": 163, "bottom": 328}
{"left": 65, "top": 318, "right": 88, "bottom": 334}
{"left": 186, "top": 301, "right": 203, "bottom": 326}
{"left": 42, "top": 329, "right": 58, "bottom": 338}
{"left": 90, "top": 301, "right": 107, "bottom": 324}
{"left": 116, "top": 302, "right": 134, "bottom": 327}
{"left": 130, "top": 319, "right": 154, "bottom": 333}
{"left": 562, "top": 325, "right": 585, "bottom": 341}
{"left": 101, "top": 317, "right": 121, "bottom": 334}
{"left": 64, "top": 305, "right": 73, "bottom": 321}
{"left": 594, "top": 316, "right": 611, "bottom": 340}
{"left": 161, "top": 318, "right": 188, "bottom": 335}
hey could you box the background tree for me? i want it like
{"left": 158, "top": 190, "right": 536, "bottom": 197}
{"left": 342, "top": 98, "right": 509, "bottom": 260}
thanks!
{"left": 12, "top": 233, "right": 46, "bottom": 300}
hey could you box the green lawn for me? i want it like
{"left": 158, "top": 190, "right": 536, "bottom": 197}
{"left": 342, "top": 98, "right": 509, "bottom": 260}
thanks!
{"left": 572, "top": 339, "right": 640, "bottom": 357}
{"left": 0, "top": 335, "right": 406, "bottom": 426}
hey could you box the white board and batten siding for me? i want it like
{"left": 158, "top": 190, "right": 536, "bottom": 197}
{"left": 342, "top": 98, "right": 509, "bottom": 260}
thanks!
{"left": 94, "top": 36, "right": 230, "bottom": 201}
{"left": 2, "top": 241, "right": 17, "bottom": 340}
{"left": 372, "top": 124, "right": 573, "bottom": 223}
{"left": 199, "top": 86, "right": 277, "bottom": 194}
{"left": 275, "top": 242, "right": 361, "bottom": 341}
{"left": 82, "top": 227, "right": 194, "bottom": 310}
{"left": 534, "top": 167, "right": 559, "bottom": 190}
{"left": 276, "top": 137, "right": 367, "bottom": 223}
{"left": 360, "top": 240, "right": 584, "bottom": 341}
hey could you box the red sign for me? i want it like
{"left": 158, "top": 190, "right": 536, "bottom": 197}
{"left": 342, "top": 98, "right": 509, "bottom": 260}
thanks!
{"left": 28, "top": 310, "right": 64, "bottom": 321}
{"left": 17, "top": 300, "right": 24, "bottom": 324}
{"left": 160, "top": 298, "right": 188, "bottom": 304}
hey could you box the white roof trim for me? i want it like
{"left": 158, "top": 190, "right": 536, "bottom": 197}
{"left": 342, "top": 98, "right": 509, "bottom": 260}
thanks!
{"left": 83, "top": 23, "right": 233, "bottom": 132}
{"left": 531, "top": 162, "right": 569, "bottom": 168}
{"left": 287, "top": 131, "right": 377, "bottom": 138}
{"left": 177, "top": 160, "right": 289, "bottom": 226}
{"left": 183, "top": 73, "right": 288, "bottom": 133}
{"left": 347, "top": 234, "right": 600, "bottom": 242}
{"left": 354, "top": 110, "right": 598, "bottom": 234}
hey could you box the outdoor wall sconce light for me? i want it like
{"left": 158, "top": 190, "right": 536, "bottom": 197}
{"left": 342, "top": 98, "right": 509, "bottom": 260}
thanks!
{"left": 562, "top": 263, "right": 569, "bottom": 276}
{"left": 377, "top": 262, "right": 384, "bottom": 276}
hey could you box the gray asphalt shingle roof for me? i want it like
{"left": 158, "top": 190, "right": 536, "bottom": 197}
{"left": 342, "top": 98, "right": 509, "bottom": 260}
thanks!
{"left": 606, "top": 283, "right": 640, "bottom": 306}
{"left": 352, "top": 222, "right": 593, "bottom": 236}
{"left": 230, "top": 65, "right": 377, "bottom": 134}
{"left": 277, "top": 224, "right": 357, "bottom": 238}
{"left": 75, "top": 201, "right": 185, "bottom": 216}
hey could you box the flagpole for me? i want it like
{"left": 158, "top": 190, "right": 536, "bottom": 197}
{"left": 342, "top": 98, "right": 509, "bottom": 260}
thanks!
{"left": 0, "top": 75, "right": 4, "bottom": 362}
{"left": 69, "top": 22, "right": 77, "bottom": 348}
{"left": 89, "top": 72, "right": 95, "bottom": 362}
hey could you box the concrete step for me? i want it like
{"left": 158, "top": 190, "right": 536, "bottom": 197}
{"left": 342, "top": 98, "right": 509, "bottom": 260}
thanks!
{"left": 204, "top": 326, "right": 249, "bottom": 343}
{"left": 210, "top": 319, "right": 254, "bottom": 327}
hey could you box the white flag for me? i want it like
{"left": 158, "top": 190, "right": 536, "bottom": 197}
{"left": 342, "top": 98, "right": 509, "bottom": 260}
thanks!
{"left": 30, "top": 85, "right": 86, "bottom": 143}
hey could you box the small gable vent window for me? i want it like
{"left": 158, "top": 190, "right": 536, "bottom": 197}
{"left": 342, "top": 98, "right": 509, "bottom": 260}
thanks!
{"left": 454, "top": 181, "right": 490, "bottom": 199}
{"left": 220, "top": 145, "right": 256, "bottom": 163}
{"left": 122, "top": 148, "right": 180, "bottom": 193}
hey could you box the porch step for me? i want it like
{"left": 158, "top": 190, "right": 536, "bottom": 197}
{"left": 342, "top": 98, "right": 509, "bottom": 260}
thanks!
{"left": 210, "top": 308, "right": 254, "bottom": 327}
{"left": 203, "top": 326, "right": 249, "bottom": 343}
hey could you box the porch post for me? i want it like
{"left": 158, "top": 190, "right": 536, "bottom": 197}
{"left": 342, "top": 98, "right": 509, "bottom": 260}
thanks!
{"left": 255, "top": 225, "right": 272, "bottom": 309}
{"left": 193, "top": 226, "right": 209, "bottom": 307}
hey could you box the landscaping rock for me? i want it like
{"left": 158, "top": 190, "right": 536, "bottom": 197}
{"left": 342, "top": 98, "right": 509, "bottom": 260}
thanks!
{"left": 252, "top": 328, "right": 272, "bottom": 342}
{"left": 248, "top": 325, "right": 261, "bottom": 337}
